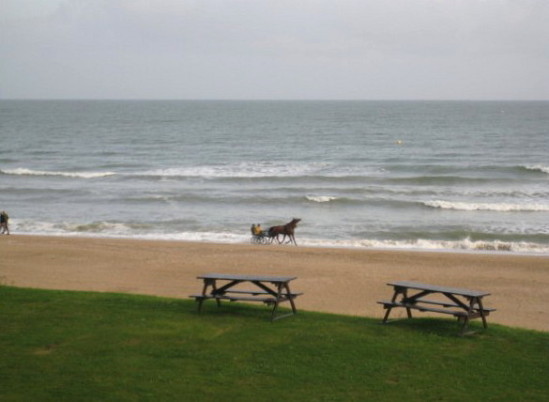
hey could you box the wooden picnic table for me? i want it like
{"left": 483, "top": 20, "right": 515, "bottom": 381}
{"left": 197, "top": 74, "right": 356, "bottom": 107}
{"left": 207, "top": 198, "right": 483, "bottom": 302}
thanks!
{"left": 190, "top": 273, "right": 302, "bottom": 321}
{"left": 378, "top": 281, "right": 495, "bottom": 334}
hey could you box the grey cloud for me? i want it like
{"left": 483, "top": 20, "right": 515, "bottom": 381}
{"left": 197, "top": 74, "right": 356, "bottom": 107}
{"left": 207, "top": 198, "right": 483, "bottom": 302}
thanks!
{"left": 1, "top": 0, "right": 548, "bottom": 99}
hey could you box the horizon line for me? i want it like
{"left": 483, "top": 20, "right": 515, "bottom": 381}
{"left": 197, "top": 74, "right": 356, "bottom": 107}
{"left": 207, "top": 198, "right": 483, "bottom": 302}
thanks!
{"left": 1, "top": 98, "right": 548, "bottom": 102}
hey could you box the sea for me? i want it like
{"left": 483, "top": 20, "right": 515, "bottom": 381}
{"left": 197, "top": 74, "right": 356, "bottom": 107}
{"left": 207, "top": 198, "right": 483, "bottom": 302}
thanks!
{"left": 1, "top": 100, "right": 548, "bottom": 254}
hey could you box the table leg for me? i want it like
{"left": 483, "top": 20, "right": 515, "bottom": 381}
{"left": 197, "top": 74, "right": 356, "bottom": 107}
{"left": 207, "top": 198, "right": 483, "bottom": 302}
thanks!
{"left": 211, "top": 280, "right": 221, "bottom": 307}
{"left": 403, "top": 289, "right": 413, "bottom": 319}
{"left": 382, "top": 305, "right": 393, "bottom": 323}
{"left": 382, "top": 287, "right": 414, "bottom": 323}
{"left": 382, "top": 288, "right": 401, "bottom": 322}
{"left": 197, "top": 279, "right": 207, "bottom": 312}
{"left": 396, "top": 287, "right": 413, "bottom": 319}
{"left": 198, "top": 279, "right": 219, "bottom": 312}
{"left": 284, "top": 283, "right": 297, "bottom": 314}
{"left": 382, "top": 289, "right": 397, "bottom": 323}
{"left": 270, "top": 282, "right": 283, "bottom": 321}
{"left": 475, "top": 297, "right": 488, "bottom": 328}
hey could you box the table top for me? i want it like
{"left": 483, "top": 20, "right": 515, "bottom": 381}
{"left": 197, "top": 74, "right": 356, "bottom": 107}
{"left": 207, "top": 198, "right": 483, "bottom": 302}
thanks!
{"left": 198, "top": 273, "right": 297, "bottom": 283}
{"left": 388, "top": 281, "right": 490, "bottom": 298}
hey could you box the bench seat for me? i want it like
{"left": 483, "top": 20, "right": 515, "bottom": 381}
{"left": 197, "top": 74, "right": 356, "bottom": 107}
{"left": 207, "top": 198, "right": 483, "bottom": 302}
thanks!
{"left": 378, "top": 300, "right": 468, "bottom": 317}
{"left": 223, "top": 290, "right": 303, "bottom": 297}
{"left": 414, "top": 298, "right": 496, "bottom": 312}
{"left": 190, "top": 294, "right": 274, "bottom": 303}
{"left": 414, "top": 298, "right": 462, "bottom": 309}
{"left": 224, "top": 289, "right": 271, "bottom": 295}
{"left": 190, "top": 292, "right": 302, "bottom": 305}
{"left": 378, "top": 300, "right": 495, "bottom": 315}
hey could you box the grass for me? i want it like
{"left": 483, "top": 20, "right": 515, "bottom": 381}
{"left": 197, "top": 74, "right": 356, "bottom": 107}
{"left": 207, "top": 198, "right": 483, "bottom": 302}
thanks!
{"left": 1, "top": 286, "right": 548, "bottom": 401}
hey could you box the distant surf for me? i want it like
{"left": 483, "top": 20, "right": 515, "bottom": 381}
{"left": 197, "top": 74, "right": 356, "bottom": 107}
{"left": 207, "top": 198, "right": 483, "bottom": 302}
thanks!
{"left": 1, "top": 168, "right": 116, "bottom": 179}
{"left": 305, "top": 195, "right": 339, "bottom": 203}
{"left": 11, "top": 217, "right": 549, "bottom": 254}
{"left": 424, "top": 200, "right": 549, "bottom": 212}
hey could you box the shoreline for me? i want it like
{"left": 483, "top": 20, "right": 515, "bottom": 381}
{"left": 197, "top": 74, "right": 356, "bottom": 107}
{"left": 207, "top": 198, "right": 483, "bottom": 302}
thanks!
{"left": 2, "top": 234, "right": 548, "bottom": 332}
{"left": 9, "top": 231, "right": 549, "bottom": 258}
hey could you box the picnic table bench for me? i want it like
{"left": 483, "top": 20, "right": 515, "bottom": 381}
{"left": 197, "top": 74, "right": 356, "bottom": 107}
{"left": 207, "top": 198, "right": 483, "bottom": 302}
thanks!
{"left": 190, "top": 273, "right": 302, "bottom": 321}
{"left": 378, "top": 281, "right": 495, "bottom": 334}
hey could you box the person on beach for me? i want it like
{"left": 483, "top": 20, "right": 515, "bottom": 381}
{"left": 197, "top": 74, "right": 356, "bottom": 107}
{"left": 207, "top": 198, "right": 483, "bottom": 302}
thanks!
{"left": 251, "top": 224, "right": 264, "bottom": 237}
{"left": 0, "top": 211, "right": 9, "bottom": 235}
{"left": 251, "top": 223, "right": 266, "bottom": 244}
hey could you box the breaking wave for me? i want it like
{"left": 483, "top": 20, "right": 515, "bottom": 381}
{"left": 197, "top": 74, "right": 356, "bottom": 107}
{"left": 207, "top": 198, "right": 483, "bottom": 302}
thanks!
{"left": 10, "top": 219, "right": 549, "bottom": 255}
{"left": 1, "top": 168, "right": 116, "bottom": 179}
{"left": 424, "top": 200, "right": 549, "bottom": 212}
{"left": 140, "top": 162, "right": 332, "bottom": 179}
{"left": 305, "top": 195, "right": 339, "bottom": 203}
{"left": 302, "top": 237, "right": 549, "bottom": 254}
{"left": 524, "top": 164, "right": 549, "bottom": 174}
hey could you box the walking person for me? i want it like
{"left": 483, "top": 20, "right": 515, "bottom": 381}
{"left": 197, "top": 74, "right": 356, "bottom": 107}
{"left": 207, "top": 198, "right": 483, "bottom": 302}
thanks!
{"left": 0, "top": 210, "right": 10, "bottom": 235}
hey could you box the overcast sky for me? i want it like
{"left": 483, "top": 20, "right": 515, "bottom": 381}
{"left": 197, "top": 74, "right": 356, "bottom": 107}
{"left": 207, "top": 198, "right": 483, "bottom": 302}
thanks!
{"left": 1, "top": 0, "right": 548, "bottom": 100}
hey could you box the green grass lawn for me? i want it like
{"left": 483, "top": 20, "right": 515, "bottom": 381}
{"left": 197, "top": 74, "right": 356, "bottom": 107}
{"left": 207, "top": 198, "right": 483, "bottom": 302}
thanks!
{"left": 1, "top": 286, "right": 548, "bottom": 401}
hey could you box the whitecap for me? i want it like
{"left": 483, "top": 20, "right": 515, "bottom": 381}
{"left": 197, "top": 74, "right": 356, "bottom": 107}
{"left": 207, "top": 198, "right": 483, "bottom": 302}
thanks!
{"left": 9, "top": 218, "right": 549, "bottom": 255}
{"left": 140, "top": 161, "right": 332, "bottom": 179}
{"left": 1, "top": 168, "right": 116, "bottom": 179}
{"left": 524, "top": 164, "right": 549, "bottom": 174}
{"left": 296, "top": 237, "right": 549, "bottom": 254}
{"left": 305, "top": 195, "right": 338, "bottom": 203}
{"left": 424, "top": 200, "right": 549, "bottom": 212}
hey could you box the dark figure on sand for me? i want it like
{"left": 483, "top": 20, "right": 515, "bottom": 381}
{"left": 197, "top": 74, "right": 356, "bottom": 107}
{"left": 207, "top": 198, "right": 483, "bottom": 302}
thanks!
{"left": 0, "top": 211, "right": 9, "bottom": 235}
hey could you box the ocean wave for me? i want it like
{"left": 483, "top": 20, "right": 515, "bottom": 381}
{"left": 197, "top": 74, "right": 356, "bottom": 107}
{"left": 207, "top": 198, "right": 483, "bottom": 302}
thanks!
{"left": 134, "top": 162, "right": 387, "bottom": 180}
{"left": 0, "top": 168, "right": 116, "bottom": 179}
{"left": 140, "top": 162, "right": 331, "bottom": 179}
{"left": 424, "top": 200, "right": 549, "bottom": 212}
{"left": 12, "top": 219, "right": 249, "bottom": 243}
{"left": 10, "top": 219, "right": 549, "bottom": 254}
{"left": 13, "top": 220, "right": 150, "bottom": 235}
{"left": 70, "top": 221, "right": 152, "bottom": 233}
{"left": 305, "top": 195, "right": 339, "bottom": 203}
{"left": 524, "top": 164, "right": 549, "bottom": 174}
{"left": 388, "top": 175, "right": 494, "bottom": 186}
{"left": 300, "top": 237, "right": 549, "bottom": 254}
{"left": 132, "top": 163, "right": 549, "bottom": 180}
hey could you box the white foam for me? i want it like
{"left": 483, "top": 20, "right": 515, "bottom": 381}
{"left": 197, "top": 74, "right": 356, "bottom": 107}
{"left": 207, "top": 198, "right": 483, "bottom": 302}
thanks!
{"left": 12, "top": 219, "right": 249, "bottom": 244}
{"left": 424, "top": 200, "right": 549, "bottom": 212}
{"left": 306, "top": 195, "right": 338, "bottom": 203}
{"left": 13, "top": 220, "right": 136, "bottom": 235}
{"left": 297, "top": 237, "right": 549, "bottom": 254}
{"left": 10, "top": 220, "right": 549, "bottom": 255}
{"left": 525, "top": 164, "right": 549, "bottom": 174}
{"left": 141, "top": 161, "right": 334, "bottom": 179}
{"left": 1, "top": 168, "right": 116, "bottom": 179}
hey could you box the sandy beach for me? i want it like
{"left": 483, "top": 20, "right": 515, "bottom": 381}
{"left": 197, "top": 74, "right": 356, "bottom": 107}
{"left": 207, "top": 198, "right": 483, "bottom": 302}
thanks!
{"left": 1, "top": 235, "right": 548, "bottom": 332}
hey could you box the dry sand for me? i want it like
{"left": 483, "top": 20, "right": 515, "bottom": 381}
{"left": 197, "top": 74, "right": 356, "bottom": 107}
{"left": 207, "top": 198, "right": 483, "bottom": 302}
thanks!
{"left": 1, "top": 235, "right": 548, "bottom": 332}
